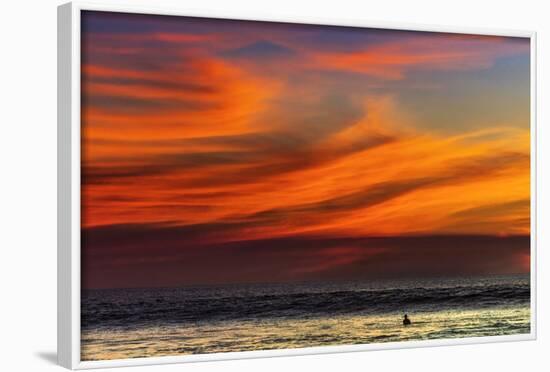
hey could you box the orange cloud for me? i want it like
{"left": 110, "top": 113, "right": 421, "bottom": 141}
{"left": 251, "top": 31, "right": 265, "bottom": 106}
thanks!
{"left": 310, "top": 36, "right": 529, "bottom": 79}
{"left": 82, "top": 88, "right": 530, "bottom": 242}
{"left": 81, "top": 57, "right": 282, "bottom": 160}
{"left": 81, "top": 26, "right": 529, "bottom": 244}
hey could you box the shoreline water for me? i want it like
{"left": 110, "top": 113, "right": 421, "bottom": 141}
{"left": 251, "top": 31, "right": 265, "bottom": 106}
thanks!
{"left": 81, "top": 274, "right": 530, "bottom": 361}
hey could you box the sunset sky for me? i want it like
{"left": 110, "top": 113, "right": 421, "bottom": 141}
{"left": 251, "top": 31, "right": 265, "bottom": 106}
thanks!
{"left": 81, "top": 11, "right": 530, "bottom": 289}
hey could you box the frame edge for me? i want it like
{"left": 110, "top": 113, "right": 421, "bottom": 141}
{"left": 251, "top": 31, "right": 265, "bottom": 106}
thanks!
{"left": 58, "top": 2, "right": 75, "bottom": 369}
{"left": 530, "top": 30, "right": 537, "bottom": 340}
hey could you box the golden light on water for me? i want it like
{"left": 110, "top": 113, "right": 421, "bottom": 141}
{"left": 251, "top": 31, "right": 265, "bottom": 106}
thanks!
{"left": 81, "top": 306, "right": 529, "bottom": 361}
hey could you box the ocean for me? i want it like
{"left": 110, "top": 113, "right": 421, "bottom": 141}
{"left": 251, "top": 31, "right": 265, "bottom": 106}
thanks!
{"left": 81, "top": 274, "right": 530, "bottom": 361}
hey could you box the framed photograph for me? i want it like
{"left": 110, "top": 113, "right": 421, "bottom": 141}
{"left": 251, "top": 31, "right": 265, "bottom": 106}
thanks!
{"left": 58, "top": 1, "right": 537, "bottom": 369}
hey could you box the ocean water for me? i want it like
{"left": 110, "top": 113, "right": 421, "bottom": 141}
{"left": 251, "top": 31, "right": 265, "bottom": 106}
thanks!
{"left": 81, "top": 274, "right": 530, "bottom": 361}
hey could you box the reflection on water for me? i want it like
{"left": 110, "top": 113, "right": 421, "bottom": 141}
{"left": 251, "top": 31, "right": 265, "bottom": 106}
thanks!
{"left": 82, "top": 306, "right": 529, "bottom": 360}
{"left": 81, "top": 275, "right": 530, "bottom": 361}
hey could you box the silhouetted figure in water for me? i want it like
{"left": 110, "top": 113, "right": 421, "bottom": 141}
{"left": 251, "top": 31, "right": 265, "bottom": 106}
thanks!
{"left": 403, "top": 314, "right": 411, "bottom": 326}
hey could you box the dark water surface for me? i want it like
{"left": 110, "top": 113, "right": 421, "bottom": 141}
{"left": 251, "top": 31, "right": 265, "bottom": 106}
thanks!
{"left": 81, "top": 274, "right": 530, "bottom": 360}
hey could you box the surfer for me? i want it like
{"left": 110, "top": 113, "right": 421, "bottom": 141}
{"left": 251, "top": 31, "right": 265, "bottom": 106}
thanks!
{"left": 403, "top": 314, "right": 411, "bottom": 326}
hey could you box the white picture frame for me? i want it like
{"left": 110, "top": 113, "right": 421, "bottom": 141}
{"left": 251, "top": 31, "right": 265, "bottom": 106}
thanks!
{"left": 58, "top": 1, "right": 537, "bottom": 369}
